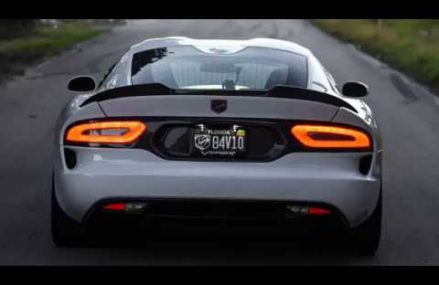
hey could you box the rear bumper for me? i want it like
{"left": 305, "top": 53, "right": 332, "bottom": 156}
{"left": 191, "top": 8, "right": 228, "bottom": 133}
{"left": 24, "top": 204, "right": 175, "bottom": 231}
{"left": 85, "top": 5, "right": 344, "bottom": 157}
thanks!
{"left": 54, "top": 147, "right": 381, "bottom": 228}
{"left": 83, "top": 198, "right": 349, "bottom": 234}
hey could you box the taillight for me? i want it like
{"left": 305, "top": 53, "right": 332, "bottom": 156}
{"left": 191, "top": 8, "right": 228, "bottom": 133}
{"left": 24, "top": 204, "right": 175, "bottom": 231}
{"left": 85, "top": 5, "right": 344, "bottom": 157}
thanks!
{"left": 65, "top": 121, "right": 146, "bottom": 145}
{"left": 291, "top": 124, "right": 371, "bottom": 150}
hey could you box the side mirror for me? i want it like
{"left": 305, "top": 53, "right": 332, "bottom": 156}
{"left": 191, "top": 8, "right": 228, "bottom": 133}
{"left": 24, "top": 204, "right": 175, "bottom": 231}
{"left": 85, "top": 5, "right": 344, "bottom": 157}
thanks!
{"left": 342, "top": 81, "right": 369, "bottom": 98}
{"left": 68, "top": 76, "right": 96, "bottom": 92}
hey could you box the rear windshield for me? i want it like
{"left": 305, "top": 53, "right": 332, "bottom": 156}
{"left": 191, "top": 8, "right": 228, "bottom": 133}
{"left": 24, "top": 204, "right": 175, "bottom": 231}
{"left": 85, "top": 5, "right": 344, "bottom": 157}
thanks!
{"left": 131, "top": 46, "right": 308, "bottom": 90}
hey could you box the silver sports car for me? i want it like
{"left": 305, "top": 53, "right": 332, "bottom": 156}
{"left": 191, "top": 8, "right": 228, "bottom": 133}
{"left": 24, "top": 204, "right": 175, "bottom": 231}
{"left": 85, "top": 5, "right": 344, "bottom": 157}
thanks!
{"left": 52, "top": 37, "right": 382, "bottom": 254}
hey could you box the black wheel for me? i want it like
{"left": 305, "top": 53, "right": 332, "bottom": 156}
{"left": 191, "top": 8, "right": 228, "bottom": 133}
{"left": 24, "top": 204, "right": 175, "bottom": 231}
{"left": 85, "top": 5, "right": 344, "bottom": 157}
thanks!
{"left": 350, "top": 189, "right": 382, "bottom": 255}
{"left": 51, "top": 181, "right": 87, "bottom": 247}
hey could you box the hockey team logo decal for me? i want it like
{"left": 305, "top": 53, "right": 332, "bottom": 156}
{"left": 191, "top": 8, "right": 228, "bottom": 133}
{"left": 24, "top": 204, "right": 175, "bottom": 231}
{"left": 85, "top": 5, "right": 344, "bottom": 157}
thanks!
{"left": 194, "top": 134, "right": 211, "bottom": 151}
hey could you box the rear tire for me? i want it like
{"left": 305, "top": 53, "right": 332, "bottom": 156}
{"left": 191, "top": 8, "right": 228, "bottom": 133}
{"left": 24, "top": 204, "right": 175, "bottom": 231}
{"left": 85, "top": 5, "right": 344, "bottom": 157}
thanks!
{"left": 350, "top": 189, "right": 382, "bottom": 255}
{"left": 51, "top": 182, "right": 87, "bottom": 247}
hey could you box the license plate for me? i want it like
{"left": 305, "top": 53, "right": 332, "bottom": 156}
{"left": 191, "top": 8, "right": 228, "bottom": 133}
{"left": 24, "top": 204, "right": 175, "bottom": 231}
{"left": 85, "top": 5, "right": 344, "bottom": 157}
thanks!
{"left": 192, "top": 124, "right": 247, "bottom": 157}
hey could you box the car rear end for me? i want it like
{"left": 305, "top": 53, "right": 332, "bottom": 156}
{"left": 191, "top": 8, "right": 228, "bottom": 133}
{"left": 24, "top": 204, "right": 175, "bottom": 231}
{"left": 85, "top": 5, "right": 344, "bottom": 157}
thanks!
{"left": 54, "top": 93, "right": 380, "bottom": 229}
{"left": 52, "top": 40, "right": 382, "bottom": 252}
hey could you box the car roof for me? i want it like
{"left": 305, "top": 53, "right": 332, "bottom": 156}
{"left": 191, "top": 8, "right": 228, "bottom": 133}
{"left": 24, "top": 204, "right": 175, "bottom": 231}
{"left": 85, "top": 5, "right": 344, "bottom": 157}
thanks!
{"left": 128, "top": 37, "right": 314, "bottom": 58}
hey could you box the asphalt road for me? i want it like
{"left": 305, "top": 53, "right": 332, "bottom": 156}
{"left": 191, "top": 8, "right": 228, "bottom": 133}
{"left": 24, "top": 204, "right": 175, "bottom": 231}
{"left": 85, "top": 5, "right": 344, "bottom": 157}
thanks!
{"left": 1, "top": 20, "right": 439, "bottom": 265}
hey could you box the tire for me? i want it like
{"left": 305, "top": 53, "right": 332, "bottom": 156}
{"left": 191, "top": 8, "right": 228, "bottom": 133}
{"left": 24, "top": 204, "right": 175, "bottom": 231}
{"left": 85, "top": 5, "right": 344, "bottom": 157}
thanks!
{"left": 51, "top": 180, "right": 87, "bottom": 247}
{"left": 350, "top": 188, "right": 382, "bottom": 255}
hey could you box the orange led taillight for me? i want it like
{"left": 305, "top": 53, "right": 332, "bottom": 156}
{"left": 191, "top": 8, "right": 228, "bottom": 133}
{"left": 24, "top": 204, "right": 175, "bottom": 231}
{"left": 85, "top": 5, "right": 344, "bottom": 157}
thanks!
{"left": 291, "top": 124, "right": 371, "bottom": 149}
{"left": 66, "top": 121, "right": 147, "bottom": 144}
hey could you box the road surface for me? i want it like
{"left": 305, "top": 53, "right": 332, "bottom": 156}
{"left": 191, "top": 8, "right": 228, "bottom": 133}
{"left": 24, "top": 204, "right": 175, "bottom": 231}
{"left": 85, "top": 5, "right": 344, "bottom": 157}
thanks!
{"left": 1, "top": 20, "right": 439, "bottom": 265}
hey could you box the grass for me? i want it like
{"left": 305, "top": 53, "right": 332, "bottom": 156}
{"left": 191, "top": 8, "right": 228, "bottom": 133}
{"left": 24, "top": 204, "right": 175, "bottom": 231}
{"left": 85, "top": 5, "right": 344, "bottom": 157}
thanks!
{"left": 313, "top": 20, "right": 439, "bottom": 92}
{"left": 0, "top": 21, "right": 106, "bottom": 81}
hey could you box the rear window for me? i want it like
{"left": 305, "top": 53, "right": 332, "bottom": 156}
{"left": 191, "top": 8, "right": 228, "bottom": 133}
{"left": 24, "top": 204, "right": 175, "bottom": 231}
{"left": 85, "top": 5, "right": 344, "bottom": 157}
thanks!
{"left": 131, "top": 46, "right": 307, "bottom": 90}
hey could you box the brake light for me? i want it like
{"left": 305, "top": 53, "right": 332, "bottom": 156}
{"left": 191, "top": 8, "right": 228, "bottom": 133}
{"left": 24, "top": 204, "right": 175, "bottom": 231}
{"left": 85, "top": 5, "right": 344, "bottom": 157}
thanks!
{"left": 66, "top": 121, "right": 146, "bottom": 144}
{"left": 291, "top": 124, "right": 371, "bottom": 149}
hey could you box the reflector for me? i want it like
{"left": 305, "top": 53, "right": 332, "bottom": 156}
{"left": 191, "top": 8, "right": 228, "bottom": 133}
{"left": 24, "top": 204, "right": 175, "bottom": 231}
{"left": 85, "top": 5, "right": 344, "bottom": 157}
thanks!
{"left": 102, "top": 202, "right": 147, "bottom": 212}
{"left": 308, "top": 207, "right": 331, "bottom": 216}
{"left": 103, "top": 203, "right": 126, "bottom": 211}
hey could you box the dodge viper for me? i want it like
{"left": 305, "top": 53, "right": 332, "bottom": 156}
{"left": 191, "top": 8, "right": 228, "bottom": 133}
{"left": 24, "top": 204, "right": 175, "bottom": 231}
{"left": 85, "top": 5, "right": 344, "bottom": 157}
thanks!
{"left": 52, "top": 37, "right": 382, "bottom": 254}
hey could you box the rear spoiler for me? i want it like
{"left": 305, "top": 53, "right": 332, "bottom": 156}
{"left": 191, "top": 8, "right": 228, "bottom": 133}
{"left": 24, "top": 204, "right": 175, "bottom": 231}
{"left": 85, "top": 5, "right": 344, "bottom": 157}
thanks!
{"left": 268, "top": 85, "right": 356, "bottom": 112}
{"left": 80, "top": 83, "right": 356, "bottom": 112}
